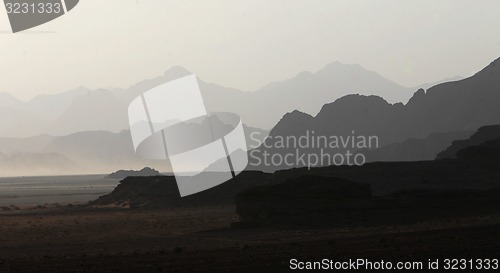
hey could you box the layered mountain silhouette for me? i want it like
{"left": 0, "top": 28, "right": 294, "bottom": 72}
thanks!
{"left": 92, "top": 124, "right": 500, "bottom": 212}
{"left": 0, "top": 130, "right": 168, "bottom": 176}
{"left": 250, "top": 58, "right": 500, "bottom": 170}
{"left": 0, "top": 92, "right": 24, "bottom": 109}
{"left": 0, "top": 152, "right": 79, "bottom": 176}
{"left": 2, "top": 58, "right": 499, "bottom": 176}
{"left": 224, "top": 62, "right": 412, "bottom": 128}
{"left": 0, "top": 125, "right": 268, "bottom": 177}
{"left": 0, "top": 134, "right": 54, "bottom": 155}
{"left": 0, "top": 62, "right": 413, "bottom": 138}
{"left": 0, "top": 132, "right": 142, "bottom": 177}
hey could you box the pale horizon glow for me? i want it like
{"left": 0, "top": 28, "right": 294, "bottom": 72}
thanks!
{"left": 0, "top": 0, "right": 499, "bottom": 100}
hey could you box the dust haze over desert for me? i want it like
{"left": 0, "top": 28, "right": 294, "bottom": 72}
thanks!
{"left": 2, "top": 1, "right": 500, "bottom": 272}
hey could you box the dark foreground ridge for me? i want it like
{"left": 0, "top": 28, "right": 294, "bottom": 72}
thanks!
{"left": 92, "top": 171, "right": 271, "bottom": 208}
{"left": 93, "top": 125, "right": 500, "bottom": 210}
{"left": 235, "top": 175, "right": 500, "bottom": 228}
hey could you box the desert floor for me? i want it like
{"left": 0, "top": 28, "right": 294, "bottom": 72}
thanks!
{"left": 0, "top": 205, "right": 499, "bottom": 273}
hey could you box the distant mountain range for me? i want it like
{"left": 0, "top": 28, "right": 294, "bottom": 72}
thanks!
{"left": 250, "top": 57, "right": 500, "bottom": 170}
{"left": 0, "top": 57, "right": 497, "bottom": 176}
{"left": 0, "top": 152, "right": 79, "bottom": 176}
{"left": 1, "top": 61, "right": 420, "bottom": 138}
{"left": 0, "top": 130, "right": 159, "bottom": 177}
{"left": 228, "top": 62, "right": 413, "bottom": 128}
{"left": 0, "top": 125, "right": 268, "bottom": 177}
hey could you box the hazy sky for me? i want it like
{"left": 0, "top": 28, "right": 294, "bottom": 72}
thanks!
{"left": 1, "top": 0, "right": 499, "bottom": 100}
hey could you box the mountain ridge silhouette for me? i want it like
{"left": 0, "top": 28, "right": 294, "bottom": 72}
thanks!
{"left": 250, "top": 57, "right": 500, "bottom": 170}
{"left": 1, "top": 61, "right": 418, "bottom": 137}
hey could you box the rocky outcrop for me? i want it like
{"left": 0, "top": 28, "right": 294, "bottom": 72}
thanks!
{"left": 92, "top": 171, "right": 271, "bottom": 208}
{"left": 105, "top": 167, "right": 163, "bottom": 180}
